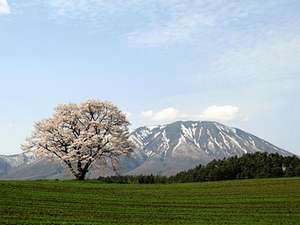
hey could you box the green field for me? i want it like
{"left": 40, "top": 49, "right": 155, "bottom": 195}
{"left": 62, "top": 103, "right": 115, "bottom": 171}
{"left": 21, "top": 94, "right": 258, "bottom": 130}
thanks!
{"left": 0, "top": 178, "right": 299, "bottom": 225}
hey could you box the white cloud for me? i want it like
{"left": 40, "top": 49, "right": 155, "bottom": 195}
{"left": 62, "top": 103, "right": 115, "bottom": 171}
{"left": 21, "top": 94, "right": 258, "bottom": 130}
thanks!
{"left": 141, "top": 105, "right": 245, "bottom": 124}
{"left": 199, "top": 105, "right": 243, "bottom": 122}
{"left": 152, "top": 108, "right": 181, "bottom": 122}
{"left": 0, "top": 0, "right": 10, "bottom": 15}
{"left": 141, "top": 107, "right": 184, "bottom": 123}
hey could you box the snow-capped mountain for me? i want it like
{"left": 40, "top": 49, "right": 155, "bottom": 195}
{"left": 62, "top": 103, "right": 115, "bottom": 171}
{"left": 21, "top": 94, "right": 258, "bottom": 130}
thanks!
{"left": 0, "top": 153, "right": 36, "bottom": 175}
{"left": 128, "top": 121, "right": 293, "bottom": 176}
{"left": 0, "top": 121, "right": 294, "bottom": 179}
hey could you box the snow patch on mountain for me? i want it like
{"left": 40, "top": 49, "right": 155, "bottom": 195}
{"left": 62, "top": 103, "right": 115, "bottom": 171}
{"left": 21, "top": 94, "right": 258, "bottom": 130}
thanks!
{"left": 128, "top": 121, "right": 294, "bottom": 176}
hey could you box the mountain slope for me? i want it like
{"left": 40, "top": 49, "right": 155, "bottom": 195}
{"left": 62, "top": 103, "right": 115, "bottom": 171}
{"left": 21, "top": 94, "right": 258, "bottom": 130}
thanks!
{"left": 128, "top": 121, "right": 293, "bottom": 176}
{"left": 0, "top": 153, "right": 36, "bottom": 176}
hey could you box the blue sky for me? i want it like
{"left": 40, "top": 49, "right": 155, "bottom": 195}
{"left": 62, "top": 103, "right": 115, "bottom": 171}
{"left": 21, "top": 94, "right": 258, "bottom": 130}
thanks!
{"left": 0, "top": 0, "right": 299, "bottom": 155}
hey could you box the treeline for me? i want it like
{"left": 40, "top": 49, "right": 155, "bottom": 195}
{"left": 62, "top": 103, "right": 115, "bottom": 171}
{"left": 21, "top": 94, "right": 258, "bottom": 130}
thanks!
{"left": 98, "top": 152, "right": 300, "bottom": 184}
{"left": 171, "top": 152, "right": 300, "bottom": 183}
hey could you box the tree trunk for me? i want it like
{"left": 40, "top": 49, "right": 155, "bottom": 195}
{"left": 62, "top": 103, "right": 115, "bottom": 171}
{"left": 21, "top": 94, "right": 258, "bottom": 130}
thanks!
{"left": 76, "top": 158, "right": 87, "bottom": 180}
{"left": 76, "top": 171, "right": 86, "bottom": 180}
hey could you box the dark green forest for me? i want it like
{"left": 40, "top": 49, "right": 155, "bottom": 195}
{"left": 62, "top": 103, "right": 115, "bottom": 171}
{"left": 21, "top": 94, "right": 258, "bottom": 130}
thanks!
{"left": 99, "top": 152, "right": 300, "bottom": 184}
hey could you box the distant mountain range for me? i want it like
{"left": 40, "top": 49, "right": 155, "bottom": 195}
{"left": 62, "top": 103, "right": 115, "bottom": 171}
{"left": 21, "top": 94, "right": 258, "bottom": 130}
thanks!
{"left": 0, "top": 121, "right": 294, "bottom": 179}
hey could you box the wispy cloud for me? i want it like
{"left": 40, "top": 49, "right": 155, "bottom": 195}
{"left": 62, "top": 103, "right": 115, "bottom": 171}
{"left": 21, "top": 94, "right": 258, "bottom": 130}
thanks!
{"left": 47, "top": 0, "right": 146, "bottom": 24}
{"left": 204, "top": 25, "right": 300, "bottom": 87}
{"left": 36, "top": 0, "right": 299, "bottom": 51}
{"left": 13, "top": 0, "right": 300, "bottom": 49}
{"left": 0, "top": 0, "right": 10, "bottom": 15}
{"left": 127, "top": 13, "right": 214, "bottom": 46}
{"left": 126, "top": 0, "right": 293, "bottom": 46}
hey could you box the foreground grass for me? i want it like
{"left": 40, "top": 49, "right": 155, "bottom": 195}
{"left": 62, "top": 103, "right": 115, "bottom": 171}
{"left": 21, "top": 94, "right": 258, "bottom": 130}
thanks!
{"left": 0, "top": 178, "right": 299, "bottom": 225}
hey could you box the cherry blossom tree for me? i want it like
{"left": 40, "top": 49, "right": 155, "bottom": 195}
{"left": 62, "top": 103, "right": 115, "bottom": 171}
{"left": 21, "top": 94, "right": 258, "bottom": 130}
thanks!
{"left": 22, "top": 99, "right": 132, "bottom": 180}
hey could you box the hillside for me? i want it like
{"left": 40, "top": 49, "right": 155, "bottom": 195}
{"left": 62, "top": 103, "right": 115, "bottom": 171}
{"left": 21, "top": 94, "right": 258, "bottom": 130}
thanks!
{"left": 0, "top": 178, "right": 299, "bottom": 224}
{"left": 0, "top": 153, "right": 36, "bottom": 177}
{"left": 170, "top": 152, "right": 300, "bottom": 183}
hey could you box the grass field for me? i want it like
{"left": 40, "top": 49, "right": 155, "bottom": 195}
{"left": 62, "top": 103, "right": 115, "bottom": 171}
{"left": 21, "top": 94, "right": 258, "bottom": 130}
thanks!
{"left": 0, "top": 178, "right": 299, "bottom": 225}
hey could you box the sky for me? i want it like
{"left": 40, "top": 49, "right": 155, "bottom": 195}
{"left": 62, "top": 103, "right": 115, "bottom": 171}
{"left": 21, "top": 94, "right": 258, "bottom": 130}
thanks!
{"left": 0, "top": 0, "right": 299, "bottom": 155}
